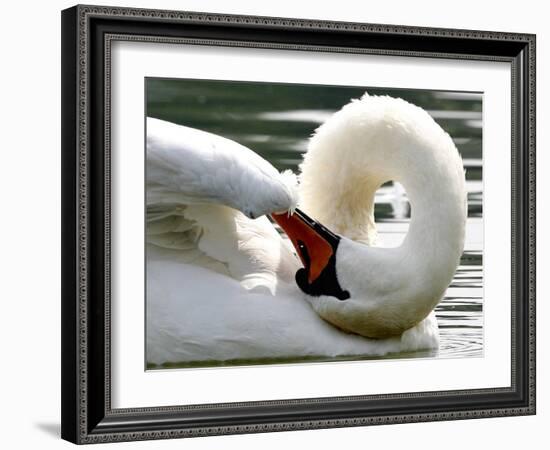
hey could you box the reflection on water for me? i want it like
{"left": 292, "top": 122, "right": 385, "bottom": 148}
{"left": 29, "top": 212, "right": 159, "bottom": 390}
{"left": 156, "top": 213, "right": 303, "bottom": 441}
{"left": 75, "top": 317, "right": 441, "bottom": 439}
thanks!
{"left": 147, "top": 79, "right": 483, "bottom": 361}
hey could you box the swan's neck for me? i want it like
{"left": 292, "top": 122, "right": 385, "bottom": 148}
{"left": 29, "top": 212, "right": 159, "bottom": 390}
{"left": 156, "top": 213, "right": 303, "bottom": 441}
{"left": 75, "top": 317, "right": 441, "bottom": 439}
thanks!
{"left": 300, "top": 106, "right": 466, "bottom": 254}
{"left": 301, "top": 152, "right": 465, "bottom": 265}
{"left": 298, "top": 95, "right": 467, "bottom": 336}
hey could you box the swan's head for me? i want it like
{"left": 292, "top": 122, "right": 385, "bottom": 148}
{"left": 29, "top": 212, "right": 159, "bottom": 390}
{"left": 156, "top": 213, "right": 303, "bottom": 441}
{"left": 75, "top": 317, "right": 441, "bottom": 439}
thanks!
{"left": 272, "top": 208, "right": 453, "bottom": 339}
{"left": 273, "top": 208, "right": 397, "bottom": 337}
{"left": 272, "top": 208, "right": 351, "bottom": 301}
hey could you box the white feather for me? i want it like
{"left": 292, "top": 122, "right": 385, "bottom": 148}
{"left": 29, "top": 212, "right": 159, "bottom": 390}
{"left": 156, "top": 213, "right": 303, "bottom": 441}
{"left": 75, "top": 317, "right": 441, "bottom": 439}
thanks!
{"left": 147, "top": 118, "right": 298, "bottom": 219}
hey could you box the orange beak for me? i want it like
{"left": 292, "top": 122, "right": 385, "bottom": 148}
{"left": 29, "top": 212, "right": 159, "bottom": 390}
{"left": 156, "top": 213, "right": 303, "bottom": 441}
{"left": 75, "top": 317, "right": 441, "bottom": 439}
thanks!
{"left": 271, "top": 208, "right": 350, "bottom": 300}
{"left": 272, "top": 210, "right": 335, "bottom": 284}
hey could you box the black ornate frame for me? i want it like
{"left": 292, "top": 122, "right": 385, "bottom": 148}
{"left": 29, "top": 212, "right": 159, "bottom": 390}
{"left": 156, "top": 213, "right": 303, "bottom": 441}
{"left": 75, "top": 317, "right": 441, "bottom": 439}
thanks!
{"left": 61, "top": 4, "right": 536, "bottom": 444}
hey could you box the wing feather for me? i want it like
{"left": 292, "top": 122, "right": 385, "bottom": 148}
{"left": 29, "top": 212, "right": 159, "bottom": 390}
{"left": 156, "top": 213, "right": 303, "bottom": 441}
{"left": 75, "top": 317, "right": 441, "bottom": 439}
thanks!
{"left": 145, "top": 118, "right": 300, "bottom": 290}
{"left": 146, "top": 117, "right": 298, "bottom": 218}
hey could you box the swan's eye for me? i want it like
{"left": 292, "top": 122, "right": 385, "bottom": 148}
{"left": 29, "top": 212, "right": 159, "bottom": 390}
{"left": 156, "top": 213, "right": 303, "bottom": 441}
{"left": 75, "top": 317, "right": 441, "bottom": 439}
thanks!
{"left": 296, "top": 240, "right": 310, "bottom": 266}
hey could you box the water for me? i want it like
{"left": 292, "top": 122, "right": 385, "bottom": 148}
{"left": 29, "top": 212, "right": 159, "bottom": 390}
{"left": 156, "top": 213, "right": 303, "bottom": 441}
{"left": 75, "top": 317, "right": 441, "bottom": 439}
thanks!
{"left": 147, "top": 79, "right": 483, "bottom": 363}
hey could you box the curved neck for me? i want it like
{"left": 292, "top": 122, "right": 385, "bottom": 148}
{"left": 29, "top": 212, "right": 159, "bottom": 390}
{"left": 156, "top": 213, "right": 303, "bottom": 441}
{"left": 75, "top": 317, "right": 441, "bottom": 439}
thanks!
{"left": 299, "top": 95, "right": 467, "bottom": 284}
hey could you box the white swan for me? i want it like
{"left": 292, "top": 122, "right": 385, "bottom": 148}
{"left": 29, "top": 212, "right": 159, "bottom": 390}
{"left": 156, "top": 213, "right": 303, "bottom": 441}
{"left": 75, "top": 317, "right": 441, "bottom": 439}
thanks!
{"left": 146, "top": 93, "right": 466, "bottom": 366}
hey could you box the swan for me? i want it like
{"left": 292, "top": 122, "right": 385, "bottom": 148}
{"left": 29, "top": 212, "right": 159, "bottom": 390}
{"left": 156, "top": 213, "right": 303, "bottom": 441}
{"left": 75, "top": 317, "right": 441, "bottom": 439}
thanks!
{"left": 146, "top": 93, "right": 466, "bottom": 366}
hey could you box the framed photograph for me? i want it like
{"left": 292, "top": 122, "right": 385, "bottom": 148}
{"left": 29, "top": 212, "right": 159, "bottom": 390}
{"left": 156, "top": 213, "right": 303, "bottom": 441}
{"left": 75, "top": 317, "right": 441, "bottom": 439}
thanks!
{"left": 61, "top": 4, "right": 536, "bottom": 444}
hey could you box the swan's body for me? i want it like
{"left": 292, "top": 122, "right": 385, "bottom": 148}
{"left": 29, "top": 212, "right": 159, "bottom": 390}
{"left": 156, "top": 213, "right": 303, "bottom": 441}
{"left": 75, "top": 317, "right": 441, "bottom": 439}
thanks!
{"left": 146, "top": 94, "right": 466, "bottom": 366}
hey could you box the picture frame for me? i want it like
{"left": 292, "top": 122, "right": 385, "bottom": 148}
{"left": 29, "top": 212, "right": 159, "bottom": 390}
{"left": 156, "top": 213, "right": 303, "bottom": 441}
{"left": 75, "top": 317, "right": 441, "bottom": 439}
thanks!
{"left": 61, "top": 4, "right": 536, "bottom": 444}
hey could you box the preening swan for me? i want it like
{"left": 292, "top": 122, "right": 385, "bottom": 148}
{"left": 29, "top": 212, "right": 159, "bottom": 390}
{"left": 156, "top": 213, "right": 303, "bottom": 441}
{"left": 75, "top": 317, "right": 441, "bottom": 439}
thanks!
{"left": 146, "top": 93, "right": 466, "bottom": 366}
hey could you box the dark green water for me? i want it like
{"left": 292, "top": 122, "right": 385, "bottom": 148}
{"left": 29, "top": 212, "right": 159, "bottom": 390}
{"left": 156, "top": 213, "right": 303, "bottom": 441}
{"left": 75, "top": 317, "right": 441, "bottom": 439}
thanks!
{"left": 147, "top": 78, "right": 483, "bottom": 367}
